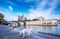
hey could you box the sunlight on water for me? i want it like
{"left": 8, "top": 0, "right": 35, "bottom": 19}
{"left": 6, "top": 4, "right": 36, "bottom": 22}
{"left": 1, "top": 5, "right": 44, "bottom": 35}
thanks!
{"left": 26, "top": 25, "right": 60, "bottom": 34}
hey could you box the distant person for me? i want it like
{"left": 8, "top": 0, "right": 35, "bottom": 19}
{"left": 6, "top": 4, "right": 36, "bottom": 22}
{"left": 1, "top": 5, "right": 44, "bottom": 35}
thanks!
{"left": 23, "top": 21, "right": 26, "bottom": 28}
{"left": 18, "top": 22, "right": 21, "bottom": 27}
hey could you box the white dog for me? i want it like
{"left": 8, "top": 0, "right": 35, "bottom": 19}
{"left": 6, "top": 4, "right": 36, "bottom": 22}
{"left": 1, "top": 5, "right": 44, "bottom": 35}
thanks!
{"left": 20, "top": 29, "right": 32, "bottom": 38}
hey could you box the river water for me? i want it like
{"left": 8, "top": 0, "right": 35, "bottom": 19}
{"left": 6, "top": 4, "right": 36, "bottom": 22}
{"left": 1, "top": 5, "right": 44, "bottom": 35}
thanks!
{"left": 8, "top": 24, "right": 60, "bottom": 35}
{"left": 26, "top": 24, "right": 60, "bottom": 35}
{"left": 9, "top": 24, "right": 60, "bottom": 35}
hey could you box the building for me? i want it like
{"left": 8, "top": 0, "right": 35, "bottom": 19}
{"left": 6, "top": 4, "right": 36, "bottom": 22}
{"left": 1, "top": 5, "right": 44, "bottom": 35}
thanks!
{"left": 26, "top": 17, "right": 57, "bottom": 26}
{"left": 18, "top": 15, "right": 26, "bottom": 22}
{"left": 33, "top": 17, "right": 44, "bottom": 21}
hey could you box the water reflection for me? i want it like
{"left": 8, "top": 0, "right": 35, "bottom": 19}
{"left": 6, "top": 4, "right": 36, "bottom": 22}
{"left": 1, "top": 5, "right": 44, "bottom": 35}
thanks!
{"left": 57, "top": 24, "right": 60, "bottom": 34}
{"left": 26, "top": 26, "right": 58, "bottom": 34}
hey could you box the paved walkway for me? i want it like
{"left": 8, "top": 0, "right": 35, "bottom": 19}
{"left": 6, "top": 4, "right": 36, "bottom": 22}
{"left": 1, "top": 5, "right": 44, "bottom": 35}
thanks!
{"left": 19, "top": 32, "right": 60, "bottom": 39}
{"left": 32, "top": 33, "right": 60, "bottom": 39}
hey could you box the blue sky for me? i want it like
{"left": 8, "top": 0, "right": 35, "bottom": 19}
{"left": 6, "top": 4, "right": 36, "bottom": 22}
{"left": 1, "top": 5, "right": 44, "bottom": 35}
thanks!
{"left": 0, "top": 0, "right": 60, "bottom": 21}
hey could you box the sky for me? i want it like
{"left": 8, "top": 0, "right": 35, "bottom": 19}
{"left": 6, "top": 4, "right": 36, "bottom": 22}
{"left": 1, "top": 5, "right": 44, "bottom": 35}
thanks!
{"left": 0, "top": 0, "right": 60, "bottom": 21}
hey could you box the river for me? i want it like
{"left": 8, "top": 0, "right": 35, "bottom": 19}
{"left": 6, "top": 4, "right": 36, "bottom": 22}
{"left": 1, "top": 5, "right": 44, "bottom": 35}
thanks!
{"left": 26, "top": 24, "right": 60, "bottom": 35}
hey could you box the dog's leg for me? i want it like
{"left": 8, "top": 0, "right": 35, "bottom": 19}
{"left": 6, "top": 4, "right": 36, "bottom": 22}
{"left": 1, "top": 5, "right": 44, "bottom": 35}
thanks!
{"left": 23, "top": 33, "right": 25, "bottom": 38}
{"left": 20, "top": 32, "right": 21, "bottom": 35}
{"left": 28, "top": 31, "right": 32, "bottom": 38}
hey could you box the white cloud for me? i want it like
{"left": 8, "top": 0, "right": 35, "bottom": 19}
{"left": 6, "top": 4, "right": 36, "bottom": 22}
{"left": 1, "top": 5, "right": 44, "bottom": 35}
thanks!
{"left": 25, "top": 0, "right": 41, "bottom": 2}
{"left": 0, "top": 8, "right": 22, "bottom": 21}
{"left": 25, "top": 0, "right": 36, "bottom": 2}
{"left": 0, "top": 7, "right": 27, "bottom": 21}
{"left": 7, "top": 1, "right": 17, "bottom": 7}
{"left": 37, "top": 0, "right": 47, "bottom": 9}
{"left": 27, "top": 0, "right": 60, "bottom": 19}
{"left": 30, "top": 5, "right": 35, "bottom": 8}
{"left": 25, "top": 0, "right": 42, "bottom": 5}
{"left": 1, "top": 12, "right": 17, "bottom": 21}
{"left": 9, "top": 6, "right": 13, "bottom": 11}
{"left": 17, "top": 0, "right": 24, "bottom": 2}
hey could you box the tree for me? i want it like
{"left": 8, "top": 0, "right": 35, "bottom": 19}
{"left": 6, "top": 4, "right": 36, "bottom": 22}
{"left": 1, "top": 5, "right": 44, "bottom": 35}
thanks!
{"left": 57, "top": 19, "right": 60, "bottom": 24}
{"left": 32, "top": 19, "right": 39, "bottom": 21}
{"left": 0, "top": 13, "right": 6, "bottom": 23}
{"left": 0, "top": 13, "right": 4, "bottom": 23}
{"left": 0, "top": 13, "right": 4, "bottom": 18}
